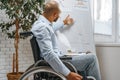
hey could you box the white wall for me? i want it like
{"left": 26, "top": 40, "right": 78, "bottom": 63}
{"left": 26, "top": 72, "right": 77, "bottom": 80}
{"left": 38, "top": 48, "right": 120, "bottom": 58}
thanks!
{"left": 96, "top": 44, "right": 120, "bottom": 80}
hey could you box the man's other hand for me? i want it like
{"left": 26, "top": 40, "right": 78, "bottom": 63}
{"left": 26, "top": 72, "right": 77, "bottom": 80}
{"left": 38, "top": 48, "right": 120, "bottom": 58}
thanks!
{"left": 66, "top": 72, "right": 83, "bottom": 80}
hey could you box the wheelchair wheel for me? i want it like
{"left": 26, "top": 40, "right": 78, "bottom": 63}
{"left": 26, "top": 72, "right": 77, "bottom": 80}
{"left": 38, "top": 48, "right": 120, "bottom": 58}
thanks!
{"left": 19, "top": 66, "right": 66, "bottom": 80}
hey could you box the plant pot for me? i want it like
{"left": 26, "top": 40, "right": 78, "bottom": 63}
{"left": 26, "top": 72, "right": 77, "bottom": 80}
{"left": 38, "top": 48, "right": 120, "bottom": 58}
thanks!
{"left": 7, "top": 72, "right": 24, "bottom": 80}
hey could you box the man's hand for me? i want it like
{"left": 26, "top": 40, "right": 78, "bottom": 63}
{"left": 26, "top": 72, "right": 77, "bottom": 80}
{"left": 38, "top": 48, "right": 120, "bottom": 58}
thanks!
{"left": 66, "top": 72, "right": 83, "bottom": 80}
{"left": 63, "top": 15, "right": 74, "bottom": 25}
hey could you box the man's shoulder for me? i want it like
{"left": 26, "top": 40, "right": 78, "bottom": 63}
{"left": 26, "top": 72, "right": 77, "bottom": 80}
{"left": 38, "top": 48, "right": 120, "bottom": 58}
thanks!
{"left": 31, "top": 21, "right": 52, "bottom": 35}
{"left": 34, "top": 20, "right": 46, "bottom": 26}
{"left": 32, "top": 20, "right": 47, "bottom": 29}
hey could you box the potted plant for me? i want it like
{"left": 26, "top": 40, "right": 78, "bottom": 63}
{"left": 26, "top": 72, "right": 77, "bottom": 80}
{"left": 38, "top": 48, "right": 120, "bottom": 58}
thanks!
{"left": 0, "top": 0, "right": 44, "bottom": 80}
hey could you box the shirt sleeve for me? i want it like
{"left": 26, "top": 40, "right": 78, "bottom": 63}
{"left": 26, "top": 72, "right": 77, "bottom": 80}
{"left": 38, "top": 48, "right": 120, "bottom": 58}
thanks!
{"left": 53, "top": 21, "right": 64, "bottom": 31}
{"left": 31, "top": 25, "right": 70, "bottom": 76}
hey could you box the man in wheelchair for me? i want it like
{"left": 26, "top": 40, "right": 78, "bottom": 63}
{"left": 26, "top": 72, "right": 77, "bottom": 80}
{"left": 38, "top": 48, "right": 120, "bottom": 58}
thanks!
{"left": 31, "top": 0, "right": 101, "bottom": 80}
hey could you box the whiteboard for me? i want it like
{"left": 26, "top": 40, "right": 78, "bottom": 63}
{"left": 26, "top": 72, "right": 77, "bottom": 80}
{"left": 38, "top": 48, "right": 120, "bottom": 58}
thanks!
{"left": 46, "top": 0, "right": 95, "bottom": 54}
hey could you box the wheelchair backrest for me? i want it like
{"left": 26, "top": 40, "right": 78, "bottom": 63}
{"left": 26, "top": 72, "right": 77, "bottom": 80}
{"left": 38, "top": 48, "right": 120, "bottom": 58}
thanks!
{"left": 30, "top": 36, "right": 43, "bottom": 62}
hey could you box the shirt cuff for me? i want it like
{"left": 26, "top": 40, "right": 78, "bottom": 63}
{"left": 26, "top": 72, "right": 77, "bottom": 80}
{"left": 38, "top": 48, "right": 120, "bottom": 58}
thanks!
{"left": 63, "top": 68, "right": 71, "bottom": 76}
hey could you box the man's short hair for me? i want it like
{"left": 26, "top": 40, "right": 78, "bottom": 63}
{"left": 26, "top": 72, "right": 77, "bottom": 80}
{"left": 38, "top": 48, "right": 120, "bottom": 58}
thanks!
{"left": 43, "top": 0, "right": 61, "bottom": 15}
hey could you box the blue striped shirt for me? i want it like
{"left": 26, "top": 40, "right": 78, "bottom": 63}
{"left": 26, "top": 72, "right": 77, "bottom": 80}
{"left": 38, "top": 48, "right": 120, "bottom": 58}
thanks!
{"left": 31, "top": 15, "right": 70, "bottom": 76}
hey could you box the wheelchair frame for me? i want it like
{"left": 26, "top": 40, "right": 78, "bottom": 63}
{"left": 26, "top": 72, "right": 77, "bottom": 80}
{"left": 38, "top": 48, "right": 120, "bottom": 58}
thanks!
{"left": 19, "top": 31, "right": 96, "bottom": 80}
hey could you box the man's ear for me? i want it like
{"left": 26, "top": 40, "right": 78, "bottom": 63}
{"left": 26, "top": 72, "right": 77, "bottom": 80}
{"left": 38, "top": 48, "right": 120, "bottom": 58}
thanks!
{"left": 53, "top": 12, "right": 57, "bottom": 17}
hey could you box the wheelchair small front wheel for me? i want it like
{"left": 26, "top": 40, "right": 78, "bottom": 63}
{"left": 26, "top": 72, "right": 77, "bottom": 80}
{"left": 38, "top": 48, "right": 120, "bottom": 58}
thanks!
{"left": 19, "top": 66, "right": 66, "bottom": 80}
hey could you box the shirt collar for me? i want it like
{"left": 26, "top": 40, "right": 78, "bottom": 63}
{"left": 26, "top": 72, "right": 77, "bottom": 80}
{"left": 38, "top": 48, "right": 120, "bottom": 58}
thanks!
{"left": 38, "top": 15, "right": 52, "bottom": 26}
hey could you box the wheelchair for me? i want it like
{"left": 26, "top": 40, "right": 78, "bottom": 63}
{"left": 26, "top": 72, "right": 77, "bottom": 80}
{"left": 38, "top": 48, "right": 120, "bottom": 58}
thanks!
{"left": 19, "top": 31, "right": 96, "bottom": 80}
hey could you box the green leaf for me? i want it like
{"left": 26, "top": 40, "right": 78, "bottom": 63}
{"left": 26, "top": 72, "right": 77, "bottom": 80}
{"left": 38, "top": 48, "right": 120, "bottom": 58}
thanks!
{"left": 0, "top": 0, "right": 44, "bottom": 38}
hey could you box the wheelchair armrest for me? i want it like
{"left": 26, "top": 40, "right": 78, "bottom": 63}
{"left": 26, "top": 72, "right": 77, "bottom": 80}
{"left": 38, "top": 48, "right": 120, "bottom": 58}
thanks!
{"left": 60, "top": 56, "right": 72, "bottom": 60}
